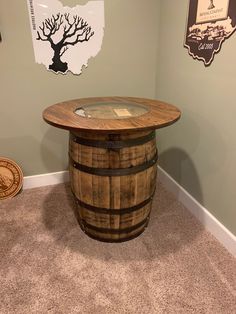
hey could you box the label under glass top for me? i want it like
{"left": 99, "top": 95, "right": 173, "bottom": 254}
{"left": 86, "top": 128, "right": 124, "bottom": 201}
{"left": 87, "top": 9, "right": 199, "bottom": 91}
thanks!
{"left": 74, "top": 101, "right": 149, "bottom": 119}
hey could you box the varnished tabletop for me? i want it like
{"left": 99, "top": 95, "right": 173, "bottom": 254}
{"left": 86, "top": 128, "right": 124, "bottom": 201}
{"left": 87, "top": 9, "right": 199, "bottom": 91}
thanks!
{"left": 43, "top": 97, "right": 181, "bottom": 133}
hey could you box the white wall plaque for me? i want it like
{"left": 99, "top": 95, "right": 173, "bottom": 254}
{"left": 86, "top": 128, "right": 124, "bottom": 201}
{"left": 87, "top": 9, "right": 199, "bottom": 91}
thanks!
{"left": 27, "top": 0, "right": 104, "bottom": 75}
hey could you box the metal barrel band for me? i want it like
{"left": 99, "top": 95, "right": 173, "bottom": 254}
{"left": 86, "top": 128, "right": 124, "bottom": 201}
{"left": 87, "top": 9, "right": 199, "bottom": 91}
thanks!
{"left": 70, "top": 131, "right": 155, "bottom": 149}
{"left": 70, "top": 151, "right": 158, "bottom": 176}
{"left": 73, "top": 190, "right": 155, "bottom": 215}
{"left": 81, "top": 216, "right": 149, "bottom": 235}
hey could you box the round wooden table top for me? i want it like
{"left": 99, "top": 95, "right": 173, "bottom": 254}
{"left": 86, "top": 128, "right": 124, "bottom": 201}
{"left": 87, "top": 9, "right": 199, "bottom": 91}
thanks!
{"left": 43, "top": 97, "right": 181, "bottom": 133}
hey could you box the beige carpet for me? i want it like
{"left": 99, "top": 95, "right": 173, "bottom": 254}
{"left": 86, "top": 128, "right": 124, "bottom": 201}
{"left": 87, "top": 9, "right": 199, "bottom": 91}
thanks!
{"left": 0, "top": 181, "right": 235, "bottom": 314}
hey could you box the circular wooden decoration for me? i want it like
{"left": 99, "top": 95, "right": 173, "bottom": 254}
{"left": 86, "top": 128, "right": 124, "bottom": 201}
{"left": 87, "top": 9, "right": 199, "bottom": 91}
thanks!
{"left": 43, "top": 97, "right": 181, "bottom": 133}
{"left": 0, "top": 157, "right": 23, "bottom": 200}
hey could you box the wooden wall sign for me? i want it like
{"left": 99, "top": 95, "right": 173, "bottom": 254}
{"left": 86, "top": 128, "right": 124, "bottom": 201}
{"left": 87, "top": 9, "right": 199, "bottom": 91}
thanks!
{"left": 184, "top": 0, "right": 236, "bottom": 66}
{"left": 0, "top": 158, "right": 23, "bottom": 200}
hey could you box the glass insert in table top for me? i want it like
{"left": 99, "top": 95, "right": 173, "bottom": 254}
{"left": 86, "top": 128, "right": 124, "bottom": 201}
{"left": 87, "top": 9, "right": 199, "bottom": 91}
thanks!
{"left": 74, "top": 101, "right": 149, "bottom": 119}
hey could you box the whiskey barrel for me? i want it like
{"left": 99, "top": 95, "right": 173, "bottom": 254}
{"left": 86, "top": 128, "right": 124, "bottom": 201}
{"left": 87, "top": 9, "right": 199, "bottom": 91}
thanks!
{"left": 43, "top": 97, "right": 181, "bottom": 242}
{"left": 69, "top": 130, "right": 158, "bottom": 242}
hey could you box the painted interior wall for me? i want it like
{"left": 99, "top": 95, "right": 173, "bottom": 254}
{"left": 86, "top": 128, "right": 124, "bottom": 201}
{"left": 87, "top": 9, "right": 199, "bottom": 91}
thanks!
{"left": 156, "top": 0, "right": 236, "bottom": 235}
{"left": 1, "top": 0, "right": 235, "bottom": 235}
{"left": 0, "top": 0, "right": 159, "bottom": 176}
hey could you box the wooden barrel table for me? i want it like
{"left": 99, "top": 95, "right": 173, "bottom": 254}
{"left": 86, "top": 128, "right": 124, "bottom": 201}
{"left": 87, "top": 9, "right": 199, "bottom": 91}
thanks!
{"left": 43, "top": 97, "right": 181, "bottom": 242}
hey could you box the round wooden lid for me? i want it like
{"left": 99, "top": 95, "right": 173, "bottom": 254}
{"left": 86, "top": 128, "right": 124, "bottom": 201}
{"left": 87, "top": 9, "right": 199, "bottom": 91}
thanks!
{"left": 0, "top": 157, "right": 23, "bottom": 200}
{"left": 43, "top": 97, "right": 181, "bottom": 133}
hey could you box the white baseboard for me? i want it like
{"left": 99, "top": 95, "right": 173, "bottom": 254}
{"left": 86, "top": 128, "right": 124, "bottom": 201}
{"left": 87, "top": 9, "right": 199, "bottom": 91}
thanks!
{"left": 23, "top": 171, "right": 69, "bottom": 190}
{"left": 158, "top": 166, "right": 236, "bottom": 257}
{"left": 23, "top": 168, "right": 236, "bottom": 256}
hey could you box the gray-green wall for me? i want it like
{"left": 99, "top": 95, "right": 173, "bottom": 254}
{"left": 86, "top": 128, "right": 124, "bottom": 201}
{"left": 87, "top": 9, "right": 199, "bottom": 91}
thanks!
{"left": 0, "top": 0, "right": 159, "bottom": 175}
{"left": 1, "top": 1, "right": 235, "bottom": 235}
{"left": 156, "top": 0, "right": 236, "bottom": 235}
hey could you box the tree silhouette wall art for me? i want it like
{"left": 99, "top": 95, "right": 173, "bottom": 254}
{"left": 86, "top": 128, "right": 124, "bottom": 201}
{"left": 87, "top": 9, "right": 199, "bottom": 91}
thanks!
{"left": 36, "top": 13, "right": 94, "bottom": 73}
{"left": 27, "top": 0, "right": 104, "bottom": 75}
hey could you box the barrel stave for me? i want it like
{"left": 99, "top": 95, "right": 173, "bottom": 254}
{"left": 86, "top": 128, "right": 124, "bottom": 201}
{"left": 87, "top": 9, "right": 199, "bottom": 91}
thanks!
{"left": 69, "top": 130, "right": 157, "bottom": 242}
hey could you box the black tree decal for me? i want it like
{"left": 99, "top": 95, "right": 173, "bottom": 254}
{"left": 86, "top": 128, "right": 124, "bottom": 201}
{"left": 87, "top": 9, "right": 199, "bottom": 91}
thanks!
{"left": 36, "top": 13, "right": 94, "bottom": 73}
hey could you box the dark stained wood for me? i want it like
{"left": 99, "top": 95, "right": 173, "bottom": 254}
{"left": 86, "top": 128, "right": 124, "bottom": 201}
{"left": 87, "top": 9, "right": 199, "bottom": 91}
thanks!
{"left": 43, "top": 97, "right": 181, "bottom": 133}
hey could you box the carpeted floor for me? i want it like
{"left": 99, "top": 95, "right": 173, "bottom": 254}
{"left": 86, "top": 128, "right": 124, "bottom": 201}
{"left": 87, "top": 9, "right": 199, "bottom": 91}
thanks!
{"left": 0, "top": 181, "right": 235, "bottom": 314}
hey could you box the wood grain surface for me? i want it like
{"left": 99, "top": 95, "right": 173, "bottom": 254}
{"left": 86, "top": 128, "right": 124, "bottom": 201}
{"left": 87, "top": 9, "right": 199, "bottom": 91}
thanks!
{"left": 43, "top": 97, "right": 181, "bottom": 133}
{"left": 0, "top": 157, "right": 23, "bottom": 200}
{"left": 69, "top": 131, "right": 157, "bottom": 242}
